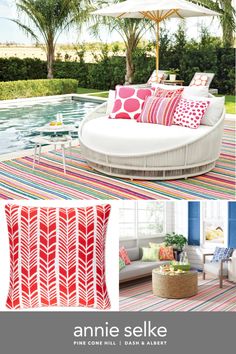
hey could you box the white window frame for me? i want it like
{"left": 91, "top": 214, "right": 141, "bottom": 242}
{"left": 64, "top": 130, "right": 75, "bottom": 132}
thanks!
{"left": 200, "top": 201, "right": 228, "bottom": 249}
{"left": 119, "top": 201, "right": 167, "bottom": 241}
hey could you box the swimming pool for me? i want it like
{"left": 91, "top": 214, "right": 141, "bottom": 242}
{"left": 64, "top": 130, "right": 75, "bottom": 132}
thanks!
{"left": 0, "top": 98, "right": 99, "bottom": 155}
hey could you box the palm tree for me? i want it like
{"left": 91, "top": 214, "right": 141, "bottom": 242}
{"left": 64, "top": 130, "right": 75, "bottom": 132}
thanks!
{"left": 109, "top": 18, "right": 152, "bottom": 84}
{"left": 91, "top": 1, "right": 152, "bottom": 84}
{"left": 12, "top": 0, "right": 92, "bottom": 78}
{"left": 191, "top": 0, "right": 235, "bottom": 47}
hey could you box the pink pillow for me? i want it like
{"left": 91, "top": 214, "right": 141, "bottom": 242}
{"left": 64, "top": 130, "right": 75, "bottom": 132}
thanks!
{"left": 5, "top": 204, "right": 111, "bottom": 310}
{"left": 137, "top": 95, "right": 181, "bottom": 126}
{"left": 154, "top": 87, "right": 184, "bottom": 98}
{"left": 109, "top": 85, "right": 152, "bottom": 120}
{"left": 119, "top": 247, "right": 131, "bottom": 265}
{"left": 173, "top": 98, "right": 210, "bottom": 129}
{"left": 159, "top": 246, "right": 175, "bottom": 261}
{"left": 190, "top": 74, "right": 209, "bottom": 87}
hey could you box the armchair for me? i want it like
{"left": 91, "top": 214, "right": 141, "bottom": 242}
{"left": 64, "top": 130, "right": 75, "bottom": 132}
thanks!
{"left": 203, "top": 253, "right": 232, "bottom": 288}
{"left": 228, "top": 251, "right": 236, "bottom": 282}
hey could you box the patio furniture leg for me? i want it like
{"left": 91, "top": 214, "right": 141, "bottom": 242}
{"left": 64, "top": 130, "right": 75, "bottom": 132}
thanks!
{"left": 62, "top": 146, "right": 66, "bottom": 174}
{"left": 69, "top": 141, "right": 72, "bottom": 158}
{"left": 33, "top": 143, "right": 38, "bottom": 169}
{"left": 38, "top": 144, "right": 42, "bottom": 163}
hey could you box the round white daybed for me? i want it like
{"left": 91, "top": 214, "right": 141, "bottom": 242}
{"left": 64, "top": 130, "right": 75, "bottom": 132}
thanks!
{"left": 79, "top": 101, "right": 225, "bottom": 180}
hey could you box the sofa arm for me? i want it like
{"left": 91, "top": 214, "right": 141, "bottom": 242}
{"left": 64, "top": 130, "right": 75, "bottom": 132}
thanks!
{"left": 203, "top": 253, "right": 214, "bottom": 264}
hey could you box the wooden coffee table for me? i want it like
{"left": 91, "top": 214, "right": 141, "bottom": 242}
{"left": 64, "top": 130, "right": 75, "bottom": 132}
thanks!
{"left": 152, "top": 269, "right": 198, "bottom": 299}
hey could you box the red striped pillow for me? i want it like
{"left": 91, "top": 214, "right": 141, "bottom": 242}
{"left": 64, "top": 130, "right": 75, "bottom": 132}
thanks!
{"left": 154, "top": 87, "right": 184, "bottom": 98}
{"left": 5, "top": 204, "right": 111, "bottom": 310}
{"left": 137, "top": 95, "right": 181, "bottom": 125}
{"left": 119, "top": 246, "right": 131, "bottom": 265}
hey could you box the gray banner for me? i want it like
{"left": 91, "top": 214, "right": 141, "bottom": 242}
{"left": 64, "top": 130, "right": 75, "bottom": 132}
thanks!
{"left": 0, "top": 312, "right": 235, "bottom": 354}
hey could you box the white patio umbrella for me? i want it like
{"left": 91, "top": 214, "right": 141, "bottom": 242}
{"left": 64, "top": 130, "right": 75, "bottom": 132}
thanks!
{"left": 93, "top": 0, "right": 219, "bottom": 79}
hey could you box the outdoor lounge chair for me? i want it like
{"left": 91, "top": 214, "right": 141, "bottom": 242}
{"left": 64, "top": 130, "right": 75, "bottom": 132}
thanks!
{"left": 79, "top": 86, "right": 225, "bottom": 181}
{"left": 189, "top": 72, "right": 215, "bottom": 88}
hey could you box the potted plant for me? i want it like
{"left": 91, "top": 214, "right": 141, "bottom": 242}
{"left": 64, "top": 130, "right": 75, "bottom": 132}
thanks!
{"left": 168, "top": 69, "right": 179, "bottom": 81}
{"left": 164, "top": 232, "right": 188, "bottom": 260}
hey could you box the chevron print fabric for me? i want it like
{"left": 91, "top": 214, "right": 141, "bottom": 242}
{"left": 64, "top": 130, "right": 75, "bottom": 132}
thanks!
{"left": 5, "top": 204, "right": 111, "bottom": 310}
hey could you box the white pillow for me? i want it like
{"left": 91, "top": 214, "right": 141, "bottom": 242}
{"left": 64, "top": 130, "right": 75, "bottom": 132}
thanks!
{"left": 151, "top": 83, "right": 209, "bottom": 97}
{"left": 106, "top": 90, "right": 116, "bottom": 115}
{"left": 183, "top": 95, "right": 225, "bottom": 126}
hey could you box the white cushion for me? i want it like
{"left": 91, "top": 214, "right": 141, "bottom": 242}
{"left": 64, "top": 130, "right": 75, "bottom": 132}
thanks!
{"left": 151, "top": 83, "right": 209, "bottom": 97}
{"left": 204, "top": 261, "right": 228, "bottom": 276}
{"left": 81, "top": 116, "right": 212, "bottom": 155}
{"left": 228, "top": 250, "right": 236, "bottom": 282}
{"left": 182, "top": 95, "right": 225, "bottom": 126}
{"left": 106, "top": 90, "right": 116, "bottom": 115}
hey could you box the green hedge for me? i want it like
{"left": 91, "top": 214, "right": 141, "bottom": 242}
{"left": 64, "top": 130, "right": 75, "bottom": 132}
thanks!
{"left": 0, "top": 30, "right": 235, "bottom": 95}
{"left": 0, "top": 79, "right": 78, "bottom": 100}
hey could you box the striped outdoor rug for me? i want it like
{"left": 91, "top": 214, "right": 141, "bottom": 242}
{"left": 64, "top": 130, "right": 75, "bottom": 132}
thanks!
{"left": 119, "top": 276, "right": 236, "bottom": 312}
{"left": 0, "top": 120, "right": 235, "bottom": 200}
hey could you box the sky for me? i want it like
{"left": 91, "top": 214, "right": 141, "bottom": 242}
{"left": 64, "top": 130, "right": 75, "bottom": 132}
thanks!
{"left": 0, "top": 0, "right": 222, "bottom": 45}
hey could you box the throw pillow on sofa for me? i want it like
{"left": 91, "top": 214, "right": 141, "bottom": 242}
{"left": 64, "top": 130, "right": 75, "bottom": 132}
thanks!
{"left": 119, "top": 257, "right": 126, "bottom": 271}
{"left": 159, "top": 246, "right": 175, "bottom": 261}
{"left": 153, "top": 87, "right": 184, "bottom": 98}
{"left": 182, "top": 94, "right": 225, "bottom": 126}
{"left": 5, "top": 204, "right": 111, "bottom": 310}
{"left": 137, "top": 95, "right": 181, "bottom": 126}
{"left": 141, "top": 247, "right": 158, "bottom": 262}
{"left": 152, "top": 83, "right": 209, "bottom": 98}
{"left": 119, "top": 246, "right": 131, "bottom": 265}
{"left": 109, "top": 85, "right": 152, "bottom": 120}
{"left": 211, "top": 247, "right": 234, "bottom": 263}
{"left": 173, "top": 98, "right": 210, "bottom": 129}
{"left": 149, "top": 242, "right": 165, "bottom": 260}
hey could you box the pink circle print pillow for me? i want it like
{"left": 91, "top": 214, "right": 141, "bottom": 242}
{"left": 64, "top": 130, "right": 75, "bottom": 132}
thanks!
{"left": 109, "top": 85, "right": 152, "bottom": 120}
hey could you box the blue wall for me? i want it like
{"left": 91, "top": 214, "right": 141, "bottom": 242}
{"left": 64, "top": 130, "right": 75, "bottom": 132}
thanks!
{"left": 228, "top": 202, "right": 236, "bottom": 248}
{"left": 188, "top": 202, "right": 200, "bottom": 246}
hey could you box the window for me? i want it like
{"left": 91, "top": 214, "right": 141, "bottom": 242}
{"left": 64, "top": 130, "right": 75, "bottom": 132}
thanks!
{"left": 119, "top": 201, "right": 166, "bottom": 240}
{"left": 201, "top": 201, "right": 228, "bottom": 247}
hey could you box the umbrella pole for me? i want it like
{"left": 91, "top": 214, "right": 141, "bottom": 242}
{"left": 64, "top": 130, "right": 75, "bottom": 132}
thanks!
{"left": 156, "top": 20, "right": 160, "bottom": 81}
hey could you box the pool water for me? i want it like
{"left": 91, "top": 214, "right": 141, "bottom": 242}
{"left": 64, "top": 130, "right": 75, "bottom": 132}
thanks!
{"left": 0, "top": 99, "right": 99, "bottom": 155}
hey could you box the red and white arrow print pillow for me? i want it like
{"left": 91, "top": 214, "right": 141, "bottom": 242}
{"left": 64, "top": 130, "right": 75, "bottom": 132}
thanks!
{"left": 5, "top": 204, "right": 111, "bottom": 310}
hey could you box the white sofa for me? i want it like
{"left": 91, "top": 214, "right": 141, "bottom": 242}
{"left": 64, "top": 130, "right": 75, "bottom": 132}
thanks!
{"left": 79, "top": 87, "right": 225, "bottom": 180}
{"left": 119, "top": 247, "right": 170, "bottom": 283}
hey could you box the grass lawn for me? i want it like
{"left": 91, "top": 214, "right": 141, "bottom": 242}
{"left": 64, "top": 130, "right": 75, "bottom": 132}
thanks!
{"left": 223, "top": 95, "right": 235, "bottom": 114}
{"left": 77, "top": 87, "right": 235, "bottom": 115}
{"left": 76, "top": 87, "right": 102, "bottom": 95}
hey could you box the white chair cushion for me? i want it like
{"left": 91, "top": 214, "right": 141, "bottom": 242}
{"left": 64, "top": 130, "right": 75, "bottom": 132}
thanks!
{"left": 81, "top": 116, "right": 212, "bottom": 155}
{"left": 228, "top": 251, "right": 236, "bottom": 282}
{"left": 106, "top": 90, "right": 116, "bottom": 115}
{"left": 204, "top": 261, "right": 228, "bottom": 276}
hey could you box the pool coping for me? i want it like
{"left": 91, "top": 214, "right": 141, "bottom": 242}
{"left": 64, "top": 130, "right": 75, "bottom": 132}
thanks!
{"left": 0, "top": 93, "right": 106, "bottom": 108}
{"left": 0, "top": 93, "right": 106, "bottom": 161}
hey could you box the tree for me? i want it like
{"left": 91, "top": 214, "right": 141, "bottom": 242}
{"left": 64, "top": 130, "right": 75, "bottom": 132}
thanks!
{"left": 191, "top": 0, "right": 236, "bottom": 47}
{"left": 91, "top": 1, "right": 152, "bottom": 84}
{"left": 12, "top": 0, "right": 92, "bottom": 78}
